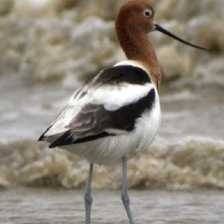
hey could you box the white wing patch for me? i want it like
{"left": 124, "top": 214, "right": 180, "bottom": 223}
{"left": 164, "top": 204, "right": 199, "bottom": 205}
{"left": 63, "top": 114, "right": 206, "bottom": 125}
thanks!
{"left": 90, "top": 83, "right": 154, "bottom": 111}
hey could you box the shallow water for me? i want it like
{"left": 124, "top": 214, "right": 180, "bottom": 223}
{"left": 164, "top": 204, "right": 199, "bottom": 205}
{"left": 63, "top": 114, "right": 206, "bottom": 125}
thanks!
{"left": 0, "top": 188, "right": 224, "bottom": 224}
{"left": 0, "top": 75, "right": 72, "bottom": 143}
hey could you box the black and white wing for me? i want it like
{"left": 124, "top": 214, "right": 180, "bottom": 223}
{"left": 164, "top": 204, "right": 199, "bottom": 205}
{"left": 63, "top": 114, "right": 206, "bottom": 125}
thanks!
{"left": 38, "top": 64, "right": 156, "bottom": 148}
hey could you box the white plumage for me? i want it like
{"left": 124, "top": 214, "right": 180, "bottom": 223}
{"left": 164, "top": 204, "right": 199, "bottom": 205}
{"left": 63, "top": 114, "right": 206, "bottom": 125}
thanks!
{"left": 40, "top": 60, "right": 161, "bottom": 164}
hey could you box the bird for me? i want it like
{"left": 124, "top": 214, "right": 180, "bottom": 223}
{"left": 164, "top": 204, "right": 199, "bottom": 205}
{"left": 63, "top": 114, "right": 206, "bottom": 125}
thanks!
{"left": 38, "top": 0, "right": 207, "bottom": 223}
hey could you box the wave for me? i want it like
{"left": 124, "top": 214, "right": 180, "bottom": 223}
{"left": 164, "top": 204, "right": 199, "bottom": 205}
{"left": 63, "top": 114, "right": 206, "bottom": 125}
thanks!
{"left": 1, "top": 138, "right": 224, "bottom": 190}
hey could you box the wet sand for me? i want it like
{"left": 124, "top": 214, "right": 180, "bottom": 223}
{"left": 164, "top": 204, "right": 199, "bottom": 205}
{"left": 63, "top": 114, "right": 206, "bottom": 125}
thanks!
{"left": 0, "top": 188, "right": 224, "bottom": 224}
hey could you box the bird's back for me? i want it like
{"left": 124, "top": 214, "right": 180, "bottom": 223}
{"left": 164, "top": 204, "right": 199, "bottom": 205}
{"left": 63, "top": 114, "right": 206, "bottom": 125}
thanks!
{"left": 39, "top": 60, "right": 161, "bottom": 164}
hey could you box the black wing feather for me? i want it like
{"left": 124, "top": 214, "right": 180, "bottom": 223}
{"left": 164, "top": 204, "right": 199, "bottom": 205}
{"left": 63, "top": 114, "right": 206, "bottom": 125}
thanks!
{"left": 49, "top": 89, "right": 155, "bottom": 148}
{"left": 96, "top": 65, "right": 151, "bottom": 85}
{"left": 38, "top": 125, "right": 52, "bottom": 141}
{"left": 49, "top": 131, "right": 110, "bottom": 148}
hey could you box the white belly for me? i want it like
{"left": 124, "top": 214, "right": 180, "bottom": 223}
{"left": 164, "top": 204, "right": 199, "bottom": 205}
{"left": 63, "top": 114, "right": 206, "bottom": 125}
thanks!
{"left": 62, "top": 95, "right": 161, "bottom": 165}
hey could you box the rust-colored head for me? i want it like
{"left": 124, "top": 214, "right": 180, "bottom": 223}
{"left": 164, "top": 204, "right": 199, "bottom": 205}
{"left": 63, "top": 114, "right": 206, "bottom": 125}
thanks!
{"left": 115, "top": 0, "right": 208, "bottom": 88}
{"left": 116, "top": 0, "right": 155, "bottom": 35}
{"left": 116, "top": 0, "right": 161, "bottom": 87}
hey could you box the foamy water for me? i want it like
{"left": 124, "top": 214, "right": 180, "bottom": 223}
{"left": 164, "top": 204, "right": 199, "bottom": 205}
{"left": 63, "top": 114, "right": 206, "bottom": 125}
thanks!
{"left": 1, "top": 139, "right": 224, "bottom": 189}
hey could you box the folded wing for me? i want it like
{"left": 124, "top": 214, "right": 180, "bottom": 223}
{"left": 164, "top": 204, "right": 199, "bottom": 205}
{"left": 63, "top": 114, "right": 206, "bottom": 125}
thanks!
{"left": 38, "top": 64, "right": 156, "bottom": 148}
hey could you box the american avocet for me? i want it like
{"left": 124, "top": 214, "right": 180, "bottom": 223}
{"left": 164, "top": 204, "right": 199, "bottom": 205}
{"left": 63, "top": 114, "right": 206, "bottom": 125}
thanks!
{"left": 39, "top": 0, "right": 207, "bottom": 223}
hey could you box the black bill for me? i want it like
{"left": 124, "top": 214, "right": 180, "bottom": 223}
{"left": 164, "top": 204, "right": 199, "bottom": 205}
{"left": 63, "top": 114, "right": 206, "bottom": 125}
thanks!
{"left": 154, "top": 24, "right": 209, "bottom": 51}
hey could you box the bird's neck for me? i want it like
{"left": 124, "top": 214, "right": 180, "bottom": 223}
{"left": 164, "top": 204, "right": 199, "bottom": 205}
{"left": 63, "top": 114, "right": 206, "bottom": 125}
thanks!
{"left": 116, "top": 26, "right": 161, "bottom": 88}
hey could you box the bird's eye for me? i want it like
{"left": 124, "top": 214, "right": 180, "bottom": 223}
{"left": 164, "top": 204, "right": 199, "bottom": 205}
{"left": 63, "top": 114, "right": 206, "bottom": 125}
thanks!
{"left": 143, "top": 9, "right": 153, "bottom": 17}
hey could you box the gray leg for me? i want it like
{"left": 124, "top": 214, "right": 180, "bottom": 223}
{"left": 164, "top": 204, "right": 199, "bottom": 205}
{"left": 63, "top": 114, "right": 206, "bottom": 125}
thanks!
{"left": 85, "top": 163, "right": 94, "bottom": 224}
{"left": 121, "top": 157, "right": 134, "bottom": 224}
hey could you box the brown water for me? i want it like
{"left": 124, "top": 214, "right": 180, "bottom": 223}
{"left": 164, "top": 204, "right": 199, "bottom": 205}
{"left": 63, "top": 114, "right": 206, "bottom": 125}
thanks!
{"left": 0, "top": 188, "right": 223, "bottom": 224}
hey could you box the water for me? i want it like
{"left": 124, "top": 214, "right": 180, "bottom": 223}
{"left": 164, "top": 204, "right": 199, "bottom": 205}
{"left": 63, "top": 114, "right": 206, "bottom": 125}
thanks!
{"left": 0, "top": 75, "right": 72, "bottom": 143}
{"left": 0, "top": 2, "right": 224, "bottom": 223}
{"left": 0, "top": 188, "right": 223, "bottom": 224}
{"left": 0, "top": 75, "right": 224, "bottom": 189}
{"left": 0, "top": 22, "right": 224, "bottom": 191}
{"left": 1, "top": 74, "right": 224, "bottom": 144}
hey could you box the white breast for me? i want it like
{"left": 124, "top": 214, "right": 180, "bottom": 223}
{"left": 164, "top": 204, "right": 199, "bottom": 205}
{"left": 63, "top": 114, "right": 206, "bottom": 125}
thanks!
{"left": 63, "top": 89, "right": 161, "bottom": 165}
{"left": 134, "top": 90, "right": 161, "bottom": 152}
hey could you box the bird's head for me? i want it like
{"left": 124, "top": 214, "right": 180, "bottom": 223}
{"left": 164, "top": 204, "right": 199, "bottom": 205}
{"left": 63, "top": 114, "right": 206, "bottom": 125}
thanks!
{"left": 116, "top": 0, "right": 209, "bottom": 51}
